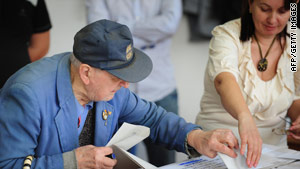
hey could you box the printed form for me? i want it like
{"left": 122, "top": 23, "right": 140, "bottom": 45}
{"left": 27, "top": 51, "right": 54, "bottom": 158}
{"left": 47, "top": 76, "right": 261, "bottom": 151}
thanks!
{"left": 160, "top": 144, "right": 300, "bottom": 169}
{"left": 106, "top": 123, "right": 300, "bottom": 169}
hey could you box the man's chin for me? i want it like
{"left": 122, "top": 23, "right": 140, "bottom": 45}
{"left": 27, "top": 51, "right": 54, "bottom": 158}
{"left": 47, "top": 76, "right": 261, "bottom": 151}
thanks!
{"left": 103, "top": 94, "right": 115, "bottom": 101}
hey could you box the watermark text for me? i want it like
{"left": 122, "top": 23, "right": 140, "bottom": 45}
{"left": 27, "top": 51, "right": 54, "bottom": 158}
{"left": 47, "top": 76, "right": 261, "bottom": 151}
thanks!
{"left": 290, "top": 3, "right": 297, "bottom": 72}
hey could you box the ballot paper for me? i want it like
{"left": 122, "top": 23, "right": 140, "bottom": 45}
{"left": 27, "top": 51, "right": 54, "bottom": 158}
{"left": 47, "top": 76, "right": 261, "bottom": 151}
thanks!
{"left": 217, "top": 148, "right": 248, "bottom": 169}
{"left": 218, "top": 149, "right": 295, "bottom": 169}
{"left": 260, "top": 144, "right": 300, "bottom": 160}
{"left": 108, "top": 125, "right": 300, "bottom": 169}
{"left": 277, "top": 161, "right": 300, "bottom": 169}
{"left": 159, "top": 155, "right": 227, "bottom": 169}
{"left": 160, "top": 144, "right": 300, "bottom": 169}
{"left": 106, "top": 122, "right": 150, "bottom": 150}
{"left": 106, "top": 122, "right": 158, "bottom": 169}
{"left": 217, "top": 143, "right": 300, "bottom": 169}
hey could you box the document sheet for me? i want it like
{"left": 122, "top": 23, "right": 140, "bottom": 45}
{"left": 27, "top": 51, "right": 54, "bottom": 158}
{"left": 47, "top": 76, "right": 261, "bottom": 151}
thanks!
{"left": 107, "top": 124, "right": 300, "bottom": 169}
{"left": 160, "top": 144, "right": 300, "bottom": 169}
{"left": 159, "top": 156, "right": 227, "bottom": 169}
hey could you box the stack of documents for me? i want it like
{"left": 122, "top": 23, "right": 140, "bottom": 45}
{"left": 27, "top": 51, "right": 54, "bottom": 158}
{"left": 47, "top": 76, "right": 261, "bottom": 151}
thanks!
{"left": 107, "top": 123, "right": 300, "bottom": 169}
{"left": 160, "top": 144, "right": 300, "bottom": 169}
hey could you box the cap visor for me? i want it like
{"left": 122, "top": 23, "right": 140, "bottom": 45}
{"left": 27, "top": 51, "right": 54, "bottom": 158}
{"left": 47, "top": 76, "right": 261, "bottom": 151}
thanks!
{"left": 107, "top": 48, "right": 153, "bottom": 83}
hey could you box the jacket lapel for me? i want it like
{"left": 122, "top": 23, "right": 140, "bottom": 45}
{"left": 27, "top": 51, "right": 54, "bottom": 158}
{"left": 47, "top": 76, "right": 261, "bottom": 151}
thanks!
{"left": 55, "top": 53, "right": 79, "bottom": 152}
{"left": 55, "top": 104, "right": 79, "bottom": 152}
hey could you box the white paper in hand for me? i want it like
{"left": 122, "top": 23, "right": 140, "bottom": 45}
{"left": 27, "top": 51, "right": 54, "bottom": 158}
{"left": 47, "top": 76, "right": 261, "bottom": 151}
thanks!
{"left": 106, "top": 122, "right": 150, "bottom": 150}
{"left": 218, "top": 148, "right": 248, "bottom": 169}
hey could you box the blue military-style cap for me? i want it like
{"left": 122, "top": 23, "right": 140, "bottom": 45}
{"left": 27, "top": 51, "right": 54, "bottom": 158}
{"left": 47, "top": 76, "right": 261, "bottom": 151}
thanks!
{"left": 73, "top": 19, "right": 152, "bottom": 83}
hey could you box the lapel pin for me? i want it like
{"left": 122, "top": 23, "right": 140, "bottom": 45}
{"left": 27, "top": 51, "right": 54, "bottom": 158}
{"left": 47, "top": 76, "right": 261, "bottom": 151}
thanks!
{"left": 102, "top": 110, "right": 112, "bottom": 126}
{"left": 102, "top": 110, "right": 108, "bottom": 120}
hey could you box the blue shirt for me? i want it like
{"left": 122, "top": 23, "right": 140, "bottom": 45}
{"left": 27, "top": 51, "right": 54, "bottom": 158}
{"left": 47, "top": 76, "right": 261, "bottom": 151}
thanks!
{"left": 74, "top": 98, "right": 93, "bottom": 135}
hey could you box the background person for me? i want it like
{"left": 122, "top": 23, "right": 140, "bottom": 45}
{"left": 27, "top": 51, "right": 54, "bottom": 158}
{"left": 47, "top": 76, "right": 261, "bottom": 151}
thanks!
{"left": 86, "top": 0, "right": 181, "bottom": 166}
{"left": 196, "top": 0, "right": 300, "bottom": 168}
{"left": 0, "top": 0, "right": 52, "bottom": 87}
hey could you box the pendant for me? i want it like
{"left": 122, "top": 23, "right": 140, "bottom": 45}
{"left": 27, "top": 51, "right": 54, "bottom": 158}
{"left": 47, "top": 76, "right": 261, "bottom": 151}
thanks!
{"left": 257, "top": 58, "right": 268, "bottom": 72}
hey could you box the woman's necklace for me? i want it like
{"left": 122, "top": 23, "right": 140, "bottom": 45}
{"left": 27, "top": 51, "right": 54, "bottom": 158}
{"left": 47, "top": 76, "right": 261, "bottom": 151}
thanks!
{"left": 253, "top": 34, "right": 277, "bottom": 72}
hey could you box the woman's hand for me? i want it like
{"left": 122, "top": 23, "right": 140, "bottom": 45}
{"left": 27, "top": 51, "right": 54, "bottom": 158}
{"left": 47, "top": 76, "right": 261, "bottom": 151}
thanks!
{"left": 238, "top": 113, "right": 262, "bottom": 168}
{"left": 289, "top": 116, "right": 300, "bottom": 140}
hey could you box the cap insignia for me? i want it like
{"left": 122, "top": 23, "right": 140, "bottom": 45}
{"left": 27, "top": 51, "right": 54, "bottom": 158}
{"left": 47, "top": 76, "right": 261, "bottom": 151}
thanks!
{"left": 126, "top": 44, "right": 133, "bottom": 60}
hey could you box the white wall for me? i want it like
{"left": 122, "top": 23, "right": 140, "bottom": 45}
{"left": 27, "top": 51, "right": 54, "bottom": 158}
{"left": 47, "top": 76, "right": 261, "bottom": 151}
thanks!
{"left": 46, "top": 0, "right": 87, "bottom": 56}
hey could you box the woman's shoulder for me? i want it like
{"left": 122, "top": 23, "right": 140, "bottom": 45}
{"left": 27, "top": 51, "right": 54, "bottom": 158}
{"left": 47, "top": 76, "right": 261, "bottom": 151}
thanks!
{"left": 212, "top": 18, "right": 241, "bottom": 39}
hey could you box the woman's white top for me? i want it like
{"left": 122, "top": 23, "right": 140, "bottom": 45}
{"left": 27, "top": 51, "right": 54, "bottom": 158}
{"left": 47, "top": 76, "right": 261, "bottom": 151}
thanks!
{"left": 196, "top": 19, "right": 300, "bottom": 147}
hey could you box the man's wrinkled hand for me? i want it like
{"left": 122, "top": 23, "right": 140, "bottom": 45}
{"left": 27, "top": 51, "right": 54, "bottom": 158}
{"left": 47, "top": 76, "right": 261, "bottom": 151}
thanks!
{"left": 75, "top": 145, "right": 117, "bottom": 169}
{"left": 187, "top": 129, "right": 239, "bottom": 158}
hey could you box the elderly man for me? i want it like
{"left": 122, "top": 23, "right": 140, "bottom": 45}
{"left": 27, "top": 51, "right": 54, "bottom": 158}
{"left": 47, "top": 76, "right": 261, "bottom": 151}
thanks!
{"left": 0, "top": 20, "right": 238, "bottom": 169}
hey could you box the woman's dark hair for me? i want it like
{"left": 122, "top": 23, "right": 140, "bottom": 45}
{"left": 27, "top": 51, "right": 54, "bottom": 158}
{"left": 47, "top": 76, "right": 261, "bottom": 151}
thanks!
{"left": 240, "top": 0, "right": 297, "bottom": 42}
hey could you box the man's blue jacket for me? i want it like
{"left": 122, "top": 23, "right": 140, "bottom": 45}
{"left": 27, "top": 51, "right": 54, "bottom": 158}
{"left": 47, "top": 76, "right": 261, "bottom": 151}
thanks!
{"left": 0, "top": 52, "right": 199, "bottom": 168}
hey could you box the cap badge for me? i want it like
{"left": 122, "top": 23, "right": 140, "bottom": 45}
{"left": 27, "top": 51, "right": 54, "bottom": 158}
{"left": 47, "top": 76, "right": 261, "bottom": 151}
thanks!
{"left": 126, "top": 44, "right": 133, "bottom": 60}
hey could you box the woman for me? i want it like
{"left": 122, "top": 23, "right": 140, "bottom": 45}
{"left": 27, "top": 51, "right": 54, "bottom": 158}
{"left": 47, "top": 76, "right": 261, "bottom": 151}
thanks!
{"left": 196, "top": 0, "right": 300, "bottom": 168}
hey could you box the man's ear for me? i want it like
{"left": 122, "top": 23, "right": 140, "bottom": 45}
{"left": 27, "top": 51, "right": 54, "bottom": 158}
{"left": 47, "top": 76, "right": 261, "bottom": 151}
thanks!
{"left": 79, "top": 64, "right": 92, "bottom": 85}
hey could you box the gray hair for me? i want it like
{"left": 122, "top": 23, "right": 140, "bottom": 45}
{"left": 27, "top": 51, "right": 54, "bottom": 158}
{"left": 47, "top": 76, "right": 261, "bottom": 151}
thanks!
{"left": 70, "top": 53, "right": 82, "bottom": 68}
